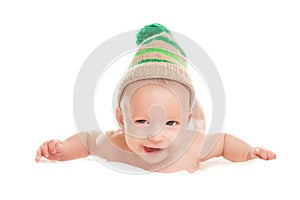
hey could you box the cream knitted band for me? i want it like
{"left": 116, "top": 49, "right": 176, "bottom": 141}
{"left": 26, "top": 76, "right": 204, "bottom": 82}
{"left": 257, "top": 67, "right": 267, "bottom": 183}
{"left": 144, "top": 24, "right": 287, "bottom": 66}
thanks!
{"left": 117, "top": 23, "right": 195, "bottom": 108}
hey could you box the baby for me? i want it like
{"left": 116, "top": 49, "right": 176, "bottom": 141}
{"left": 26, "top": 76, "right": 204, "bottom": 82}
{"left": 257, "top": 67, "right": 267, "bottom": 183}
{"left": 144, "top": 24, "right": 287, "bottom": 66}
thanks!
{"left": 35, "top": 24, "right": 276, "bottom": 173}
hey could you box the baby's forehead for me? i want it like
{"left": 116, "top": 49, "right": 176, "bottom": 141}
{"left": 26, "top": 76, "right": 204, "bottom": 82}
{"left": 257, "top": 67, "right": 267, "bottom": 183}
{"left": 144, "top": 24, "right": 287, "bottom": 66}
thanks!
{"left": 129, "top": 82, "right": 178, "bottom": 100}
{"left": 123, "top": 79, "right": 187, "bottom": 97}
{"left": 120, "top": 79, "right": 190, "bottom": 111}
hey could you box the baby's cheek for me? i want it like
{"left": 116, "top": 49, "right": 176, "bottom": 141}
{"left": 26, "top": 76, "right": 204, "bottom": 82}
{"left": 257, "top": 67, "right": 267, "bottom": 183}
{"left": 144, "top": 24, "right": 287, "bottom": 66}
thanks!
{"left": 165, "top": 127, "right": 182, "bottom": 141}
{"left": 125, "top": 135, "right": 143, "bottom": 153}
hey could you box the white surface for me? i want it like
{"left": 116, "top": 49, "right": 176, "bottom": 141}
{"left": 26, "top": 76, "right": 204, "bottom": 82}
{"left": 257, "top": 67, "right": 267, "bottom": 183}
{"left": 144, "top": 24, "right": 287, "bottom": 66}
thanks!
{"left": 1, "top": 1, "right": 299, "bottom": 199}
{"left": 4, "top": 155, "right": 297, "bottom": 200}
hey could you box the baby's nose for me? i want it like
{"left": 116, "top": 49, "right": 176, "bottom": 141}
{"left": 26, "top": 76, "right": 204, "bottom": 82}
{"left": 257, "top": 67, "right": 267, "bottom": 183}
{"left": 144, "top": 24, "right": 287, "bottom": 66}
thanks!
{"left": 147, "top": 130, "right": 166, "bottom": 143}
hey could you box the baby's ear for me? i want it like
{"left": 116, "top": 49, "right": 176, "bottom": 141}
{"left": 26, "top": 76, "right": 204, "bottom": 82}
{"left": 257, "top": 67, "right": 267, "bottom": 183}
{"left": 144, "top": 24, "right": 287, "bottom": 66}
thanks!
{"left": 188, "top": 112, "right": 192, "bottom": 123}
{"left": 191, "top": 100, "right": 206, "bottom": 131}
{"left": 116, "top": 107, "right": 124, "bottom": 129}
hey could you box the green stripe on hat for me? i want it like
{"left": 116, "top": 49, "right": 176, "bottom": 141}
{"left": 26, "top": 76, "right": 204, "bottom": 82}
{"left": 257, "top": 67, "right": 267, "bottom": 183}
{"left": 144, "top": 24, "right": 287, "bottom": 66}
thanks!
{"left": 142, "top": 35, "right": 186, "bottom": 57}
{"left": 129, "top": 58, "right": 175, "bottom": 68}
{"left": 134, "top": 48, "right": 187, "bottom": 68}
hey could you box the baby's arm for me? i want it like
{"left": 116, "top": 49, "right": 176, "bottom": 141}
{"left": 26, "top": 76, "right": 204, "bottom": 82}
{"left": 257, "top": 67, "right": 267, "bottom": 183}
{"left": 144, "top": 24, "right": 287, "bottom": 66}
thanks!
{"left": 200, "top": 133, "right": 276, "bottom": 162}
{"left": 35, "top": 133, "right": 90, "bottom": 162}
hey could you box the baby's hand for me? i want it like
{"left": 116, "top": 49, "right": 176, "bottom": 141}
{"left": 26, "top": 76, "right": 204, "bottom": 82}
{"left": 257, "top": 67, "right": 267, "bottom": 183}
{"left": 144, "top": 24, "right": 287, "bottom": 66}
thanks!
{"left": 248, "top": 146, "right": 276, "bottom": 160}
{"left": 35, "top": 140, "right": 64, "bottom": 162}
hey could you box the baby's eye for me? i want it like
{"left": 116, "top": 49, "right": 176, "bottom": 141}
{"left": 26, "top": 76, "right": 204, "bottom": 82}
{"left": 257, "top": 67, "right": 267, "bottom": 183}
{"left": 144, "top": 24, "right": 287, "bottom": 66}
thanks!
{"left": 135, "top": 119, "right": 150, "bottom": 125}
{"left": 166, "top": 121, "right": 178, "bottom": 126}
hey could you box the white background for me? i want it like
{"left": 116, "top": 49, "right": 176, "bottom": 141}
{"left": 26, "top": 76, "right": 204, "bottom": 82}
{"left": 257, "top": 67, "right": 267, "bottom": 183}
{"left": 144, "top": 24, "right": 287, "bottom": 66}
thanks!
{"left": 1, "top": 0, "right": 299, "bottom": 199}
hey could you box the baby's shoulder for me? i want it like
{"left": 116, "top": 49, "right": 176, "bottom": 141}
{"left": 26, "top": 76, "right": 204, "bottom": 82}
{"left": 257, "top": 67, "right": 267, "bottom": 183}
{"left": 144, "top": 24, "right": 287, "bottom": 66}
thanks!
{"left": 192, "top": 129, "right": 206, "bottom": 142}
{"left": 185, "top": 129, "right": 207, "bottom": 154}
{"left": 104, "top": 130, "right": 129, "bottom": 151}
{"left": 105, "top": 129, "right": 124, "bottom": 140}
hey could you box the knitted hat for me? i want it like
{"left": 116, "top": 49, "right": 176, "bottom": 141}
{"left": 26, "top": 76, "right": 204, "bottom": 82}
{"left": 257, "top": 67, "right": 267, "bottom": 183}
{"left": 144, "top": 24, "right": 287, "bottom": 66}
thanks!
{"left": 117, "top": 23, "right": 195, "bottom": 108}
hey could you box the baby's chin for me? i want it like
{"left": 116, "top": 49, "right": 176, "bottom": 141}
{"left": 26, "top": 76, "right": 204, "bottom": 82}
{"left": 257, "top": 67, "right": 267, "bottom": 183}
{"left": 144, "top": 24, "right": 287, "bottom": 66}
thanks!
{"left": 139, "top": 148, "right": 169, "bottom": 164}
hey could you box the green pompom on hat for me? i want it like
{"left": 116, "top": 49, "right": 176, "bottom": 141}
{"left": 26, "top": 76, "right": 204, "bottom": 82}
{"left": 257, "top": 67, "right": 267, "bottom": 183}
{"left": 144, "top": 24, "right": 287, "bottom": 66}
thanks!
{"left": 136, "top": 23, "right": 172, "bottom": 45}
{"left": 117, "top": 23, "right": 195, "bottom": 108}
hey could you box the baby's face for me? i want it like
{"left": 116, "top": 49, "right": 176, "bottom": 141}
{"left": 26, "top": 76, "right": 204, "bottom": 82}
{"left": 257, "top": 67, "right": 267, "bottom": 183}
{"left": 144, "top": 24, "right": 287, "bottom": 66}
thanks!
{"left": 121, "top": 83, "right": 190, "bottom": 162}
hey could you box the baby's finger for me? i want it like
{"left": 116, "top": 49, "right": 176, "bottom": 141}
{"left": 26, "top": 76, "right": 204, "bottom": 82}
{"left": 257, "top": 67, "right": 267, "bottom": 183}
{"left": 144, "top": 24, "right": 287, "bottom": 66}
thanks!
{"left": 55, "top": 142, "right": 63, "bottom": 153}
{"left": 266, "top": 151, "right": 276, "bottom": 160}
{"left": 35, "top": 147, "right": 42, "bottom": 162}
{"left": 48, "top": 140, "right": 58, "bottom": 154}
{"left": 255, "top": 148, "right": 268, "bottom": 160}
{"left": 41, "top": 142, "right": 50, "bottom": 158}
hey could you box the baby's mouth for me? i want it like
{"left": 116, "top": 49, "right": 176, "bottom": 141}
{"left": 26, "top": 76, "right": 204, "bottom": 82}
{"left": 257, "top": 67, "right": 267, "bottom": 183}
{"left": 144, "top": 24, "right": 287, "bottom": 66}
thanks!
{"left": 143, "top": 146, "right": 164, "bottom": 153}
